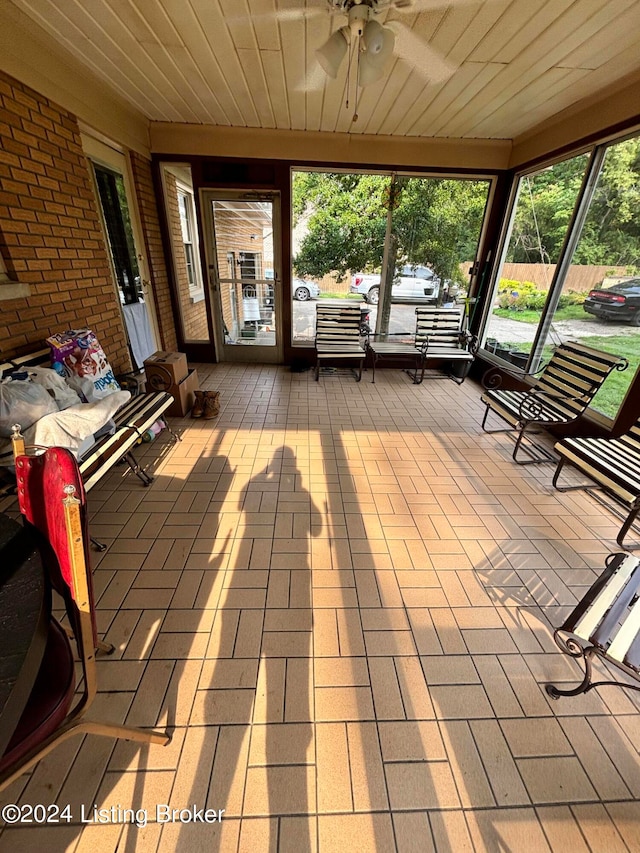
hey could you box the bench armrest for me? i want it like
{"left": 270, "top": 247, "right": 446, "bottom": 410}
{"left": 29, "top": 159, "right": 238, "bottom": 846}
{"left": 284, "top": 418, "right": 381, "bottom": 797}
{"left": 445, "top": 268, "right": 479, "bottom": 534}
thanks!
{"left": 481, "top": 357, "right": 548, "bottom": 391}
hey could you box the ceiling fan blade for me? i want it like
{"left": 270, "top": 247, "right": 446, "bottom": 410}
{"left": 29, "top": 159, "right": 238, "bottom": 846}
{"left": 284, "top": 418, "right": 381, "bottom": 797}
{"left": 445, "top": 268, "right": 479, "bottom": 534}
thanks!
{"left": 226, "top": 3, "right": 327, "bottom": 24}
{"left": 294, "top": 64, "right": 328, "bottom": 92}
{"left": 392, "top": 0, "right": 484, "bottom": 11}
{"left": 389, "top": 21, "right": 456, "bottom": 83}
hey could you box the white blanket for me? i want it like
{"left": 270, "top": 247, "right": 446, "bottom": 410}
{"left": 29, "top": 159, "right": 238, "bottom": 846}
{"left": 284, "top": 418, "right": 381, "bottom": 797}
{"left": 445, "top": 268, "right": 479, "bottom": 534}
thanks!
{"left": 16, "top": 390, "right": 131, "bottom": 458}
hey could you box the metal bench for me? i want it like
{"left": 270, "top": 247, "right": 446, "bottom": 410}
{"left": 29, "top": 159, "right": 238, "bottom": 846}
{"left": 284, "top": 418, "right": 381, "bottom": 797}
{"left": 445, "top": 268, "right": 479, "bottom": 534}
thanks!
{"left": 5, "top": 348, "right": 177, "bottom": 490}
{"left": 314, "top": 303, "right": 366, "bottom": 381}
{"left": 481, "top": 341, "right": 627, "bottom": 464}
{"left": 553, "top": 415, "right": 640, "bottom": 548}
{"left": 368, "top": 306, "right": 476, "bottom": 384}
{"left": 546, "top": 552, "right": 640, "bottom": 699}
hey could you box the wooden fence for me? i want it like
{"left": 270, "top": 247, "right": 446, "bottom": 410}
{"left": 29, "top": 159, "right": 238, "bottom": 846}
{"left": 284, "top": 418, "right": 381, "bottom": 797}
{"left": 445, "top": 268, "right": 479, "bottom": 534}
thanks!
{"left": 499, "top": 263, "right": 631, "bottom": 292}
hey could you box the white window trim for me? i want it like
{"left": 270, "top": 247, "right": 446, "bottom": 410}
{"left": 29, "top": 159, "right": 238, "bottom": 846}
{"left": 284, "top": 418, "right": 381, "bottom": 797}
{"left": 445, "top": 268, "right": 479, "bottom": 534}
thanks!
{"left": 176, "top": 180, "right": 205, "bottom": 303}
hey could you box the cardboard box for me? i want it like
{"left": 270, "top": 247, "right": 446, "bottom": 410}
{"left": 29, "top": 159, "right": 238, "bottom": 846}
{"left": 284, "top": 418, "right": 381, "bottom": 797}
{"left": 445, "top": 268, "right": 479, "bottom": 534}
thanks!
{"left": 144, "top": 351, "right": 188, "bottom": 388}
{"left": 165, "top": 368, "right": 199, "bottom": 417}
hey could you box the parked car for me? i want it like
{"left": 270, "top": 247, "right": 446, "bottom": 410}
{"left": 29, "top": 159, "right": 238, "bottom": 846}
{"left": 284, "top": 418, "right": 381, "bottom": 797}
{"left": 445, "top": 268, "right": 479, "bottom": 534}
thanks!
{"left": 583, "top": 279, "right": 640, "bottom": 325}
{"left": 350, "top": 265, "right": 448, "bottom": 305}
{"left": 293, "top": 278, "right": 321, "bottom": 301}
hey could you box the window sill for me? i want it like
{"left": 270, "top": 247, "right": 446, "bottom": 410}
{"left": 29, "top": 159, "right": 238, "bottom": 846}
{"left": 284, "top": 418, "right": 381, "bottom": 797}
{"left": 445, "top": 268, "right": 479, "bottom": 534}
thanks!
{"left": 190, "top": 289, "right": 205, "bottom": 304}
{"left": 0, "top": 279, "right": 31, "bottom": 300}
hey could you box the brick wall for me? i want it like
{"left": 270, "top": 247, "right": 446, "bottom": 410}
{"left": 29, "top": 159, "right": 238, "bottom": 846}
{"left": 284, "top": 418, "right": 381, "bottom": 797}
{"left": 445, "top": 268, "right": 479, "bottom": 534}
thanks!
{"left": 129, "top": 152, "right": 178, "bottom": 352}
{"left": 0, "top": 70, "right": 132, "bottom": 371}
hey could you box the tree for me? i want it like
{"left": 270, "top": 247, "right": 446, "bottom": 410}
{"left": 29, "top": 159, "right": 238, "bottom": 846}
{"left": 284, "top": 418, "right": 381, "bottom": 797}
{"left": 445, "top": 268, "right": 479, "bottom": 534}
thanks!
{"left": 292, "top": 171, "right": 490, "bottom": 287}
{"left": 506, "top": 137, "right": 640, "bottom": 270}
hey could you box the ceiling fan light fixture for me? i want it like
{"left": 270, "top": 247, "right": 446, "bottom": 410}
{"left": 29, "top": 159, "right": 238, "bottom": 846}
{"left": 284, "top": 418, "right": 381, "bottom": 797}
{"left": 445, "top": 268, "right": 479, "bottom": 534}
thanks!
{"left": 362, "top": 19, "right": 385, "bottom": 56}
{"left": 359, "top": 21, "right": 395, "bottom": 86}
{"left": 358, "top": 52, "right": 387, "bottom": 86}
{"left": 315, "top": 27, "right": 349, "bottom": 79}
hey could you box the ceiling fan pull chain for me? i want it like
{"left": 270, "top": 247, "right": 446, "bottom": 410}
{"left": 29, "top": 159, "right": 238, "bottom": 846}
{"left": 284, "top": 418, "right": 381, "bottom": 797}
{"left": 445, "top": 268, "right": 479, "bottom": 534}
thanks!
{"left": 344, "top": 33, "right": 354, "bottom": 110}
{"left": 353, "top": 29, "right": 363, "bottom": 121}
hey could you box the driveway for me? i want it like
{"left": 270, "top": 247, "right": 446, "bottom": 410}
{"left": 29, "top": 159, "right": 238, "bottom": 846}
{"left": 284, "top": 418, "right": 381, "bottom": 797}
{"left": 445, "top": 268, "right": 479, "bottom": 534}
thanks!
{"left": 488, "top": 314, "right": 639, "bottom": 345}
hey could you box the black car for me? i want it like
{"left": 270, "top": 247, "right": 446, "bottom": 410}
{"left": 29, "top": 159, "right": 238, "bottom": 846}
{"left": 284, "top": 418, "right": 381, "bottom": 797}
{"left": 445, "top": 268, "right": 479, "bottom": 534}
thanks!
{"left": 583, "top": 279, "right": 640, "bottom": 325}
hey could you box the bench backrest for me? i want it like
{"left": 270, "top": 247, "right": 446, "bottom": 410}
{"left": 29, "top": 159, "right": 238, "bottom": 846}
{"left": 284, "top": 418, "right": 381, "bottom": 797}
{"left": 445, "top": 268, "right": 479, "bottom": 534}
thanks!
{"left": 315, "top": 304, "right": 362, "bottom": 348}
{"left": 1, "top": 349, "right": 50, "bottom": 379}
{"left": 536, "top": 342, "right": 627, "bottom": 417}
{"left": 415, "top": 307, "right": 466, "bottom": 352}
{"left": 10, "top": 349, "right": 51, "bottom": 370}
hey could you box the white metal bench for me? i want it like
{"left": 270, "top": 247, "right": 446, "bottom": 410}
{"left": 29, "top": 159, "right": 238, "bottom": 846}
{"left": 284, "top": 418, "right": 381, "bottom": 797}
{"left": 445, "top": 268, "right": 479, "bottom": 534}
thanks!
{"left": 481, "top": 341, "right": 628, "bottom": 464}
{"left": 553, "top": 416, "right": 640, "bottom": 548}
{"left": 368, "top": 306, "right": 476, "bottom": 384}
{"left": 314, "top": 304, "right": 366, "bottom": 381}
{"left": 546, "top": 552, "right": 640, "bottom": 699}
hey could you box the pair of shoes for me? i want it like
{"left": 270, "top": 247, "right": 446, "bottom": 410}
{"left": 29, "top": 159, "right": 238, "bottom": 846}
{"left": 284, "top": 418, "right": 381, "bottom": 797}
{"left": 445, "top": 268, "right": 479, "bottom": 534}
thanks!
{"left": 192, "top": 390, "right": 220, "bottom": 420}
{"left": 192, "top": 390, "right": 205, "bottom": 418}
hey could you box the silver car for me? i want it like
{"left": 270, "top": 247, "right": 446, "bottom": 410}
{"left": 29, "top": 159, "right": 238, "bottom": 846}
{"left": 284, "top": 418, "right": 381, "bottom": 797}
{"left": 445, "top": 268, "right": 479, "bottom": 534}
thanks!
{"left": 293, "top": 278, "right": 321, "bottom": 301}
{"left": 350, "top": 265, "right": 441, "bottom": 305}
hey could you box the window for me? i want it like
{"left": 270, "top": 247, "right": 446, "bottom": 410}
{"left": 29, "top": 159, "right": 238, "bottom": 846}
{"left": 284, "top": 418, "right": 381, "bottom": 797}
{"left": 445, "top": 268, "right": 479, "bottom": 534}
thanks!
{"left": 482, "top": 132, "right": 640, "bottom": 420}
{"left": 482, "top": 153, "right": 589, "bottom": 364}
{"left": 291, "top": 169, "right": 492, "bottom": 345}
{"left": 159, "top": 163, "right": 209, "bottom": 345}
{"left": 178, "top": 188, "right": 203, "bottom": 297}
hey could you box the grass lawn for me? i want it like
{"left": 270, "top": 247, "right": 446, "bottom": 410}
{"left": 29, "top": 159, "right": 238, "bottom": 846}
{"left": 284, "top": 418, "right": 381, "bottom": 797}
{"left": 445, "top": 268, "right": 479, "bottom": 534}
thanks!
{"left": 492, "top": 305, "right": 587, "bottom": 323}
{"left": 497, "top": 334, "right": 639, "bottom": 419}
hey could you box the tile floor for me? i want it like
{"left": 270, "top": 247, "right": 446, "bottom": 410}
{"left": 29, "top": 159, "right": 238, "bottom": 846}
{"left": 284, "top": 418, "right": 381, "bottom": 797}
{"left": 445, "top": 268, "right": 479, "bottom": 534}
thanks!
{"left": 1, "top": 362, "right": 640, "bottom": 853}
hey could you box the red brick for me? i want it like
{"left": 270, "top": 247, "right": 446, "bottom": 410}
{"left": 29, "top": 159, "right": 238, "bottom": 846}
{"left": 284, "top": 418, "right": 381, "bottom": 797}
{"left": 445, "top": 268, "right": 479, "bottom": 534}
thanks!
{"left": 4, "top": 99, "right": 30, "bottom": 120}
{"left": 20, "top": 119, "right": 47, "bottom": 141}
{"left": 29, "top": 186, "right": 53, "bottom": 201}
{"left": 9, "top": 168, "right": 39, "bottom": 186}
{"left": 13, "top": 89, "right": 39, "bottom": 111}
{"left": 0, "top": 150, "right": 20, "bottom": 167}
{"left": 10, "top": 127, "right": 39, "bottom": 147}
{"left": 28, "top": 112, "right": 55, "bottom": 132}
{"left": 30, "top": 149, "right": 54, "bottom": 167}
{"left": 37, "top": 176, "right": 60, "bottom": 191}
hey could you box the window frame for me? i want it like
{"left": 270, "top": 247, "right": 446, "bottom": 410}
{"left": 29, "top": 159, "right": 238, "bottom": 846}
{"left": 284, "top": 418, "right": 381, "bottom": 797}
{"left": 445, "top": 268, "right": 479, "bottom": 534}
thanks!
{"left": 480, "top": 129, "right": 640, "bottom": 426}
{"left": 176, "top": 181, "right": 205, "bottom": 303}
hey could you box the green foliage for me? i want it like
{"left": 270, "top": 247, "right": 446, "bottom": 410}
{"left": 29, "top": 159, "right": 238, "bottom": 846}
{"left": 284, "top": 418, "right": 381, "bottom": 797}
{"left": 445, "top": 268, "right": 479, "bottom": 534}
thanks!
{"left": 292, "top": 171, "right": 489, "bottom": 284}
{"left": 507, "top": 136, "right": 640, "bottom": 268}
{"left": 496, "top": 278, "right": 587, "bottom": 311}
{"left": 293, "top": 173, "right": 388, "bottom": 281}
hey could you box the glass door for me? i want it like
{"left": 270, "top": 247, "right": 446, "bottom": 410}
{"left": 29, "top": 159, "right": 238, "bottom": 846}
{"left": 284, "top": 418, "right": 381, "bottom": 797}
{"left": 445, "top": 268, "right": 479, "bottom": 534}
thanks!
{"left": 201, "top": 190, "right": 282, "bottom": 363}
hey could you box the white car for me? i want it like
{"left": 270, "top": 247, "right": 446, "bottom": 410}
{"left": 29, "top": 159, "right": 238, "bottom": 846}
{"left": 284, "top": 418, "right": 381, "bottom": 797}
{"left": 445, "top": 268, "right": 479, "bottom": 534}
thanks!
{"left": 293, "top": 278, "right": 321, "bottom": 301}
{"left": 350, "top": 265, "right": 442, "bottom": 305}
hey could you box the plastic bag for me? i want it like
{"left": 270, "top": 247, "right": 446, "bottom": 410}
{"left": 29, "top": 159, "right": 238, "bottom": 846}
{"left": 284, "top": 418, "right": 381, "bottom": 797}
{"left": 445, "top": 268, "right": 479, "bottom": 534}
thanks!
{"left": 28, "top": 366, "right": 82, "bottom": 411}
{"left": 0, "top": 379, "right": 58, "bottom": 437}
{"left": 48, "top": 329, "right": 120, "bottom": 401}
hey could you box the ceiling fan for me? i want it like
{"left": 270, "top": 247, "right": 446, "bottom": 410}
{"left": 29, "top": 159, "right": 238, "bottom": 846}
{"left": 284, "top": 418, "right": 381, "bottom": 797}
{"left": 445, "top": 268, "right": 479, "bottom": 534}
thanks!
{"left": 278, "top": 0, "right": 459, "bottom": 88}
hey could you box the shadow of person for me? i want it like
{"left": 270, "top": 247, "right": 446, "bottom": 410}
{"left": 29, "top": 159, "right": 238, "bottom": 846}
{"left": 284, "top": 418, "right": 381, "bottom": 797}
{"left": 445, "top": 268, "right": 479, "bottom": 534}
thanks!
{"left": 170, "top": 445, "right": 321, "bottom": 852}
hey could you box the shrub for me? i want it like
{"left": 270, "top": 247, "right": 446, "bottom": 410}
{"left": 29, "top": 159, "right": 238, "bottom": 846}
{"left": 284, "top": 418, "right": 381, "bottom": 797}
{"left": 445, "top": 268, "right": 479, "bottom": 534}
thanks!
{"left": 497, "top": 279, "right": 587, "bottom": 311}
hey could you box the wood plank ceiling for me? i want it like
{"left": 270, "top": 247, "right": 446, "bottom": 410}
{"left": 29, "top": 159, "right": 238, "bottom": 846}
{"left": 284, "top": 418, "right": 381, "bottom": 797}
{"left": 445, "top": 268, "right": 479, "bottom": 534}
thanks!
{"left": 9, "top": 0, "right": 640, "bottom": 140}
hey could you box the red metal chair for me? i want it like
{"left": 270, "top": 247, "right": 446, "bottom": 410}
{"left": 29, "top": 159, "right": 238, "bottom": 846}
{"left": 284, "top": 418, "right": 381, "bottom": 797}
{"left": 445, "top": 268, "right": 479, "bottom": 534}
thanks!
{"left": 0, "top": 447, "right": 170, "bottom": 792}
